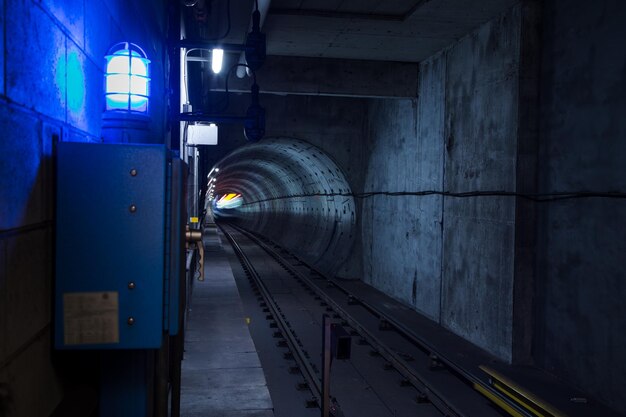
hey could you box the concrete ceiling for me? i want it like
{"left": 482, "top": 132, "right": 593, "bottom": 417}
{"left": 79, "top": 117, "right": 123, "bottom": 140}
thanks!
{"left": 263, "top": 0, "right": 520, "bottom": 62}
{"left": 186, "top": 0, "right": 521, "bottom": 102}
{"left": 191, "top": 0, "right": 520, "bottom": 64}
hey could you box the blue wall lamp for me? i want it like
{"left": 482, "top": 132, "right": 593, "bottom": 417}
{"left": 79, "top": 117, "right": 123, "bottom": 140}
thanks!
{"left": 105, "top": 42, "right": 150, "bottom": 113}
{"left": 103, "top": 42, "right": 153, "bottom": 143}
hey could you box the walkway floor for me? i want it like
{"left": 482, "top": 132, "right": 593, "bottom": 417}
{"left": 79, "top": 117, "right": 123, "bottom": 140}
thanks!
{"left": 180, "top": 224, "right": 274, "bottom": 417}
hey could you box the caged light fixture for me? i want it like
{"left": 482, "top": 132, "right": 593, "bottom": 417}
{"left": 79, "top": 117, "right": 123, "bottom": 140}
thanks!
{"left": 104, "top": 42, "right": 151, "bottom": 114}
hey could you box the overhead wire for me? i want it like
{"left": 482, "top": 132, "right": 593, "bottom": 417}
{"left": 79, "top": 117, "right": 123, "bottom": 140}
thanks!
{"left": 183, "top": 47, "right": 209, "bottom": 105}
{"left": 214, "top": 63, "right": 256, "bottom": 112}
{"left": 198, "top": 0, "right": 232, "bottom": 41}
{"left": 182, "top": 0, "right": 259, "bottom": 119}
{"left": 239, "top": 190, "right": 626, "bottom": 206}
{"left": 182, "top": 0, "right": 234, "bottom": 112}
{"left": 182, "top": 62, "right": 257, "bottom": 147}
{"left": 184, "top": 62, "right": 256, "bottom": 115}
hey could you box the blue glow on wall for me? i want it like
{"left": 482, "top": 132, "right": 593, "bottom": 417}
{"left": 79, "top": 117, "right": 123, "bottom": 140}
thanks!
{"left": 55, "top": 52, "right": 66, "bottom": 109}
{"left": 105, "top": 43, "right": 150, "bottom": 113}
{"left": 67, "top": 50, "right": 85, "bottom": 112}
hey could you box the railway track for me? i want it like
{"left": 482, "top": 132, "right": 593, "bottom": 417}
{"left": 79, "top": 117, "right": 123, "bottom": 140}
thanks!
{"left": 219, "top": 222, "right": 532, "bottom": 417}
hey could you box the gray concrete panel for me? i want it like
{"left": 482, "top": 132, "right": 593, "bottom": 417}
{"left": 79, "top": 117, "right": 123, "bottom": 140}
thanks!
{"left": 359, "top": 66, "right": 445, "bottom": 321}
{"left": 362, "top": 99, "right": 439, "bottom": 314}
{"left": 0, "top": 239, "right": 6, "bottom": 365}
{"left": 535, "top": 0, "right": 626, "bottom": 411}
{"left": 441, "top": 4, "right": 521, "bottom": 362}
{"left": 4, "top": 229, "right": 50, "bottom": 358}
{"left": 41, "top": 0, "right": 84, "bottom": 47}
{"left": 0, "top": 0, "right": 4, "bottom": 97}
{"left": 511, "top": 0, "right": 542, "bottom": 365}
{"left": 6, "top": 0, "right": 66, "bottom": 121}
{"left": 0, "top": 329, "right": 63, "bottom": 417}
{"left": 102, "top": 0, "right": 127, "bottom": 37}
{"left": 414, "top": 52, "right": 446, "bottom": 320}
{"left": 84, "top": 0, "right": 116, "bottom": 65}
{"left": 0, "top": 106, "right": 44, "bottom": 231}
{"left": 262, "top": 95, "right": 367, "bottom": 193}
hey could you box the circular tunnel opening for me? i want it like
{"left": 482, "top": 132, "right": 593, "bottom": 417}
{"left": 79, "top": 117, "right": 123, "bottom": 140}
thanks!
{"left": 207, "top": 137, "right": 356, "bottom": 277}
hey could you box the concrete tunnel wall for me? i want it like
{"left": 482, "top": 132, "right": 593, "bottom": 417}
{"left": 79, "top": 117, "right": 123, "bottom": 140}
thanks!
{"left": 534, "top": 0, "right": 626, "bottom": 409}
{"left": 212, "top": 138, "right": 357, "bottom": 277}
{"left": 209, "top": 2, "right": 626, "bottom": 412}
{"left": 360, "top": 2, "right": 626, "bottom": 411}
{"left": 0, "top": 0, "right": 622, "bottom": 415}
{"left": 362, "top": 4, "right": 528, "bottom": 363}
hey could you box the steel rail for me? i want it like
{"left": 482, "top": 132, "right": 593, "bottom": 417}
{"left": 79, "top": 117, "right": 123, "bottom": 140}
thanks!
{"left": 229, "top": 223, "right": 533, "bottom": 417}
{"left": 226, "top": 224, "right": 463, "bottom": 417}
{"left": 219, "top": 224, "right": 324, "bottom": 409}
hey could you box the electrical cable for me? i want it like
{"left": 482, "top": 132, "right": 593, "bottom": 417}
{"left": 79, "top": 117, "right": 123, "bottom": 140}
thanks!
{"left": 181, "top": 0, "right": 232, "bottom": 107}
{"left": 239, "top": 190, "right": 626, "bottom": 206}
{"left": 194, "top": 251, "right": 203, "bottom": 280}
{"left": 199, "top": 0, "right": 232, "bottom": 41}
{"left": 182, "top": 48, "right": 221, "bottom": 113}
{"left": 214, "top": 63, "right": 256, "bottom": 112}
{"left": 181, "top": 63, "right": 257, "bottom": 150}
{"left": 182, "top": 120, "right": 187, "bottom": 144}
{"left": 183, "top": 48, "right": 206, "bottom": 104}
{"left": 184, "top": 63, "right": 256, "bottom": 115}
{"left": 183, "top": 0, "right": 260, "bottom": 116}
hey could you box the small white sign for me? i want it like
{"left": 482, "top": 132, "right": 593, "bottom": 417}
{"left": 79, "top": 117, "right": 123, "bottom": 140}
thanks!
{"left": 64, "top": 291, "right": 119, "bottom": 345}
{"left": 188, "top": 123, "right": 218, "bottom": 145}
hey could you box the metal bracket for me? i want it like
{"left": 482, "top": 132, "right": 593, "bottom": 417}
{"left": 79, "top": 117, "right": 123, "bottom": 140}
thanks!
{"left": 185, "top": 226, "right": 204, "bottom": 281}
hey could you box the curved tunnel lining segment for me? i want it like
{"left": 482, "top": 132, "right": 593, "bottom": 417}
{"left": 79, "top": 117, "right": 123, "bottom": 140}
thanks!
{"left": 209, "top": 137, "right": 356, "bottom": 276}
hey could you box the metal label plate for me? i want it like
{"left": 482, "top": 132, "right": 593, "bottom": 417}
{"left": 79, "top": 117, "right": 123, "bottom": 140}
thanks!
{"left": 63, "top": 291, "right": 120, "bottom": 345}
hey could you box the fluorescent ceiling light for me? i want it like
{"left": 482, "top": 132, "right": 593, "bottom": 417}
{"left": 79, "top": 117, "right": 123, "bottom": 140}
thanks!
{"left": 212, "top": 49, "right": 224, "bottom": 74}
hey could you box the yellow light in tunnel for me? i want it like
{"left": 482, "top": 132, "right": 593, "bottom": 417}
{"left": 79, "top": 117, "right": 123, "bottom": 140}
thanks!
{"left": 216, "top": 193, "right": 242, "bottom": 209}
{"left": 220, "top": 193, "right": 239, "bottom": 202}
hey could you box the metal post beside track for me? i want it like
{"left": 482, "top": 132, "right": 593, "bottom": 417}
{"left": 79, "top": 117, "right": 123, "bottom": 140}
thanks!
{"left": 321, "top": 314, "right": 332, "bottom": 417}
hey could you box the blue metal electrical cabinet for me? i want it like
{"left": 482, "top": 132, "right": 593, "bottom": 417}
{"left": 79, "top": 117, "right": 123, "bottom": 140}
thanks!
{"left": 168, "top": 157, "right": 186, "bottom": 336}
{"left": 55, "top": 142, "right": 184, "bottom": 350}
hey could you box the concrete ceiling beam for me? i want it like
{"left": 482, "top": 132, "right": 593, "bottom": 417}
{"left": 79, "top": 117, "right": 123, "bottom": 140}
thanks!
{"left": 220, "top": 55, "right": 419, "bottom": 99}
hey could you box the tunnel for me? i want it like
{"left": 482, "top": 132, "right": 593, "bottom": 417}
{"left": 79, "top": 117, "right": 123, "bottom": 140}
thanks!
{"left": 1, "top": 0, "right": 625, "bottom": 417}
{"left": 209, "top": 138, "right": 356, "bottom": 277}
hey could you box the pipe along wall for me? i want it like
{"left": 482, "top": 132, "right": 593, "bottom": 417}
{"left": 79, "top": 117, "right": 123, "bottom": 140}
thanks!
{"left": 211, "top": 138, "right": 356, "bottom": 277}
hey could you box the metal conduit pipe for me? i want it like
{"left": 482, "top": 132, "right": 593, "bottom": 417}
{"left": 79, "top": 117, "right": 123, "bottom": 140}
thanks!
{"left": 236, "top": 0, "right": 271, "bottom": 78}
{"left": 208, "top": 137, "right": 356, "bottom": 277}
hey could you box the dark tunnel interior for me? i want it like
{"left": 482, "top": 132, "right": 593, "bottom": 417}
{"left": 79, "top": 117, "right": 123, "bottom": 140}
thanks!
{"left": 0, "top": 0, "right": 625, "bottom": 416}
{"left": 209, "top": 138, "right": 357, "bottom": 277}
